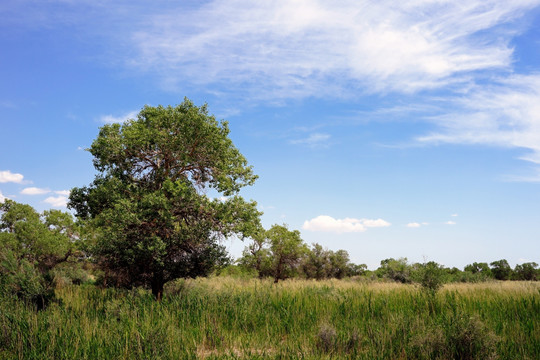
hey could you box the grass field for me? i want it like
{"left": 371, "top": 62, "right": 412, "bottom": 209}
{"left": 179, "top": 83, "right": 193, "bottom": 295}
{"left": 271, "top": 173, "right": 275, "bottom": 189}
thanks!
{"left": 1, "top": 278, "right": 538, "bottom": 359}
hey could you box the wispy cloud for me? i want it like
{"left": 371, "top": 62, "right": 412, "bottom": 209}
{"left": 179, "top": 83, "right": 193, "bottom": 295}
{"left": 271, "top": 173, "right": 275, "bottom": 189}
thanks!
{"left": 128, "top": 0, "right": 538, "bottom": 99}
{"left": 417, "top": 73, "right": 540, "bottom": 176}
{"left": 4, "top": 1, "right": 538, "bottom": 102}
{"left": 303, "top": 215, "right": 390, "bottom": 233}
{"left": 0, "top": 191, "right": 7, "bottom": 203}
{"left": 445, "top": 221, "right": 457, "bottom": 225}
{"left": 290, "top": 133, "right": 331, "bottom": 148}
{"left": 99, "top": 110, "right": 138, "bottom": 124}
{"left": 0, "top": 170, "right": 25, "bottom": 183}
{"left": 407, "top": 222, "right": 421, "bottom": 228}
{"left": 21, "top": 187, "right": 50, "bottom": 195}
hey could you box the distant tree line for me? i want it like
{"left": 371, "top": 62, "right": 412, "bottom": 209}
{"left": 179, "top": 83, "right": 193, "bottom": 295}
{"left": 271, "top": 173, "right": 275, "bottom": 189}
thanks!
{"left": 236, "top": 224, "right": 367, "bottom": 283}
{"left": 1, "top": 198, "right": 538, "bottom": 308}
{"left": 235, "top": 227, "right": 539, "bottom": 287}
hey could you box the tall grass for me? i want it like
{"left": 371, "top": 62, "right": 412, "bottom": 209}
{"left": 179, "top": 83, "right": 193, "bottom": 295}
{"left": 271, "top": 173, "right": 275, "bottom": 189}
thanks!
{"left": 1, "top": 278, "right": 538, "bottom": 359}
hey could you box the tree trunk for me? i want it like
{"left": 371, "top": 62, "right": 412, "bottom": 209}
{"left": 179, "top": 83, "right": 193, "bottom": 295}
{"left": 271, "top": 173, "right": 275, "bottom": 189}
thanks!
{"left": 274, "top": 259, "right": 283, "bottom": 283}
{"left": 151, "top": 274, "right": 164, "bottom": 301}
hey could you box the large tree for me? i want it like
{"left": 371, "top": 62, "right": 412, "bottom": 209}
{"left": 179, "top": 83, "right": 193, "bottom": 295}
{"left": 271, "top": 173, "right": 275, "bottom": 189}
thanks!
{"left": 69, "top": 99, "right": 260, "bottom": 300}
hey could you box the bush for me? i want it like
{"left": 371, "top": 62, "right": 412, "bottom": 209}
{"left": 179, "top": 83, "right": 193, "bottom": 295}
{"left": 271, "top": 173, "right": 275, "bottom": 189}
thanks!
{"left": 50, "top": 261, "right": 93, "bottom": 287}
{"left": 409, "top": 314, "right": 498, "bottom": 360}
{"left": 419, "top": 261, "right": 445, "bottom": 292}
{"left": 445, "top": 314, "right": 498, "bottom": 360}
{"left": 316, "top": 323, "right": 337, "bottom": 353}
{"left": 0, "top": 248, "right": 54, "bottom": 310}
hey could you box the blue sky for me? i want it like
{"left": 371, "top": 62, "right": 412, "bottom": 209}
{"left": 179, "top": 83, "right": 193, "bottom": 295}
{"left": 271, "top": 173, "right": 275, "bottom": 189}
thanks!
{"left": 1, "top": 0, "right": 540, "bottom": 269}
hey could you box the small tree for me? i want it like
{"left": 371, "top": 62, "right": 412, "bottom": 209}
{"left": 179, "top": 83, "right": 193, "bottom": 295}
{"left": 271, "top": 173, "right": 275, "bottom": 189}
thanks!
{"left": 238, "top": 231, "right": 272, "bottom": 278}
{"left": 69, "top": 99, "right": 261, "bottom": 300}
{"left": 328, "top": 249, "right": 351, "bottom": 279}
{"left": 490, "top": 259, "right": 512, "bottom": 280}
{"left": 418, "top": 261, "right": 445, "bottom": 292}
{"left": 302, "top": 243, "right": 331, "bottom": 280}
{"left": 377, "top": 258, "right": 411, "bottom": 283}
{"left": 348, "top": 263, "right": 368, "bottom": 276}
{"left": 0, "top": 200, "right": 76, "bottom": 308}
{"left": 267, "top": 224, "right": 307, "bottom": 283}
{"left": 513, "top": 262, "right": 538, "bottom": 281}
{"left": 464, "top": 262, "right": 491, "bottom": 275}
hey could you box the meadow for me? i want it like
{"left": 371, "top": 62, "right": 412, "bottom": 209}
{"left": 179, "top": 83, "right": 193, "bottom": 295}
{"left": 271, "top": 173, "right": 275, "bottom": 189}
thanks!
{"left": 0, "top": 278, "right": 538, "bottom": 359}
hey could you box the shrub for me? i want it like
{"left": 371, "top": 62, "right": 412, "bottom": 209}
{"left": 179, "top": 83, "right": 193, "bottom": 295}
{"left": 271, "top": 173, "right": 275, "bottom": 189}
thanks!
{"left": 316, "top": 323, "right": 337, "bottom": 353}
{"left": 419, "top": 261, "right": 445, "bottom": 292}
{"left": 0, "top": 248, "right": 54, "bottom": 310}
{"left": 444, "top": 314, "right": 498, "bottom": 360}
{"left": 51, "top": 261, "right": 92, "bottom": 287}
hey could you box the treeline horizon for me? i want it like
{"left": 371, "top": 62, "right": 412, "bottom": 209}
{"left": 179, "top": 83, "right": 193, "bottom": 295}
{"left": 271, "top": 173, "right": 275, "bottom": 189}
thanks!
{"left": 233, "top": 224, "right": 539, "bottom": 284}
{"left": 1, "top": 198, "right": 538, "bottom": 310}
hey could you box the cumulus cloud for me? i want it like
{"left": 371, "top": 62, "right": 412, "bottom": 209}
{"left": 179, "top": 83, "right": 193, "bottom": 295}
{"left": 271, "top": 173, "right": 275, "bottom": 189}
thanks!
{"left": 128, "top": 0, "right": 538, "bottom": 99}
{"left": 303, "top": 215, "right": 390, "bottom": 233}
{"left": 0, "top": 170, "right": 24, "bottom": 183}
{"left": 55, "top": 190, "right": 71, "bottom": 196}
{"left": 99, "top": 110, "right": 138, "bottom": 124}
{"left": 407, "top": 222, "right": 421, "bottom": 228}
{"left": 21, "top": 187, "right": 50, "bottom": 195}
{"left": 44, "top": 196, "right": 68, "bottom": 208}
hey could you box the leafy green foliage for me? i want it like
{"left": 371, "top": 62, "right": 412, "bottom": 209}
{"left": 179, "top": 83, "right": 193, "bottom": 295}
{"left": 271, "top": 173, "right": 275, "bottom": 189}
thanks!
{"left": 238, "top": 231, "right": 273, "bottom": 278}
{"left": 69, "top": 98, "right": 261, "bottom": 299}
{"left": 417, "top": 261, "right": 446, "bottom": 292}
{"left": 377, "top": 257, "right": 412, "bottom": 283}
{"left": 490, "top": 259, "right": 512, "bottom": 280}
{"left": 266, "top": 224, "right": 307, "bottom": 283}
{"left": 513, "top": 262, "right": 538, "bottom": 280}
{"left": 302, "top": 243, "right": 331, "bottom": 280}
{"left": 0, "top": 200, "right": 76, "bottom": 309}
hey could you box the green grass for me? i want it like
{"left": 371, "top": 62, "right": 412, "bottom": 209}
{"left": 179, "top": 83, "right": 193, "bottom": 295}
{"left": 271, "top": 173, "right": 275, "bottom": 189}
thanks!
{"left": 1, "top": 278, "right": 538, "bottom": 359}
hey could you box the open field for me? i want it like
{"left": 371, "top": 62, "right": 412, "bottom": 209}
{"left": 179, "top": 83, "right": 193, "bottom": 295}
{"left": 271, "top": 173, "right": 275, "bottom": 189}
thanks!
{"left": 1, "top": 278, "right": 538, "bottom": 359}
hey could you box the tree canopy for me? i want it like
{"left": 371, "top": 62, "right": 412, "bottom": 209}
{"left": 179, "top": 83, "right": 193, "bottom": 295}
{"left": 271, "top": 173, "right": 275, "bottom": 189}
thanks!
{"left": 69, "top": 98, "right": 261, "bottom": 299}
{"left": 0, "top": 200, "right": 77, "bottom": 308}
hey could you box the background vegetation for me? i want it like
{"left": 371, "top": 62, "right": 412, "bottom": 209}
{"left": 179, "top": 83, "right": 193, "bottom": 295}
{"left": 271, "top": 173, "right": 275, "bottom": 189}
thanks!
{"left": 1, "top": 100, "right": 539, "bottom": 359}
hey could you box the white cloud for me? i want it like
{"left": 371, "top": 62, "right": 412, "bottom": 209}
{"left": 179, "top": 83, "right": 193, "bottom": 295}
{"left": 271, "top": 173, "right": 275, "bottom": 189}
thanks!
{"left": 44, "top": 196, "right": 68, "bottom": 208}
{"left": 55, "top": 190, "right": 71, "bottom": 196}
{"left": 0, "top": 170, "right": 24, "bottom": 183}
{"left": 362, "top": 218, "right": 392, "bottom": 228}
{"left": 418, "top": 74, "right": 540, "bottom": 169}
{"left": 129, "top": 0, "right": 539, "bottom": 99}
{"left": 99, "top": 110, "right": 138, "bottom": 124}
{"left": 0, "top": 191, "right": 7, "bottom": 203}
{"left": 303, "top": 215, "right": 390, "bottom": 233}
{"left": 290, "top": 133, "right": 331, "bottom": 147}
{"left": 451, "top": 214, "right": 458, "bottom": 217}
{"left": 407, "top": 222, "right": 421, "bottom": 228}
{"left": 21, "top": 187, "right": 50, "bottom": 195}
{"left": 445, "top": 221, "right": 457, "bottom": 225}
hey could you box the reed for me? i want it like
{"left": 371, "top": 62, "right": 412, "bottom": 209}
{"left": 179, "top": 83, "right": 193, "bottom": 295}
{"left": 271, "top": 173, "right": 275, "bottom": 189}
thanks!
{"left": 1, "top": 278, "right": 538, "bottom": 359}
